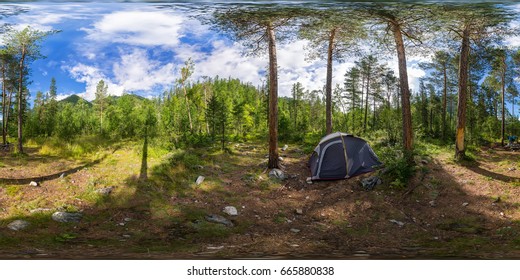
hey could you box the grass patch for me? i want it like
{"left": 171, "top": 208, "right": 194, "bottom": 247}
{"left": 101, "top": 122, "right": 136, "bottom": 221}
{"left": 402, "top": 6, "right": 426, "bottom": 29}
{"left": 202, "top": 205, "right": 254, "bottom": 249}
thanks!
{"left": 4, "top": 185, "right": 22, "bottom": 197}
{"left": 35, "top": 135, "right": 114, "bottom": 159}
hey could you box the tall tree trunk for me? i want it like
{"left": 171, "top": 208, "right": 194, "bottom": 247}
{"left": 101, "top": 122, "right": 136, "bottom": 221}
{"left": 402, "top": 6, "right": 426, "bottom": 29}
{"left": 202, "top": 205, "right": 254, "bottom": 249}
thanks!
{"left": 17, "top": 47, "right": 26, "bottom": 154}
{"left": 182, "top": 83, "right": 193, "bottom": 132}
{"left": 267, "top": 22, "right": 279, "bottom": 169}
{"left": 351, "top": 81, "right": 356, "bottom": 132}
{"left": 139, "top": 126, "right": 148, "bottom": 181}
{"left": 373, "top": 93, "right": 376, "bottom": 129}
{"left": 455, "top": 25, "right": 470, "bottom": 160}
{"left": 364, "top": 67, "right": 370, "bottom": 133}
{"left": 442, "top": 64, "right": 447, "bottom": 141}
{"left": 204, "top": 85, "right": 209, "bottom": 134}
{"left": 325, "top": 28, "right": 336, "bottom": 135}
{"left": 391, "top": 22, "right": 413, "bottom": 161}
{"left": 501, "top": 54, "right": 506, "bottom": 146}
{"left": 1, "top": 64, "right": 6, "bottom": 145}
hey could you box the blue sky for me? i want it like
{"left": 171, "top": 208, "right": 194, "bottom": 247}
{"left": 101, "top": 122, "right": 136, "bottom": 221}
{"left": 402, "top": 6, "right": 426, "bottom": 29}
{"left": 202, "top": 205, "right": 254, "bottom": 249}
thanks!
{"left": 0, "top": 2, "right": 519, "bottom": 118}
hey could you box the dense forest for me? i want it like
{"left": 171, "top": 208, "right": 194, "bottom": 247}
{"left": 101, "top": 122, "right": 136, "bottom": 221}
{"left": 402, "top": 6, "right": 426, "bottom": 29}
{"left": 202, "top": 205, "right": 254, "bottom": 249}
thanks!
{"left": 1, "top": 3, "right": 519, "bottom": 169}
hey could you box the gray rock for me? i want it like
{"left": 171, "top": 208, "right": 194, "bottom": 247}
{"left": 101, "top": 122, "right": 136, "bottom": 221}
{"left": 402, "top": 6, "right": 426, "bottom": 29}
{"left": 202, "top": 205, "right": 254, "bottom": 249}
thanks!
{"left": 295, "top": 208, "right": 303, "bottom": 215}
{"left": 205, "top": 214, "right": 234, "bottom": 227}
{"left": 7, "top": 220, "right": 30, "bottom": 231}
{"left": 462, "top": 202, "right": 469, "bottom": 207}
{"left": 269, "top": 168, "right": 287, "bottom": 180}
{"left": 124, "top": 217, "right": 132, "bottom": 222}
{"left": 51, "top": 212, "right": 82, "bottom": 223}
{"left": 196, "top": 176, "right": 205, "bottom": 185}
{"left": 290, "top": 228, "right": 301, "bottom": 233}
{"left": 95, "top": 187, "right": 113, "bottom": 196}
{"left": 223, "top": 206, "right": 238, "bottom": 216}
{"left": 281, "top": 144, "right": 288, "bottom": 151}
{"left": 278, "top": 156, "right": 284, "bottom": 162}
{"left": 389, "top": 219, "right": 405, "bottom": 227}
{"left": 429, "top": 200, "right": 436, "bottom": 207}
{"left": 29, "top": 181, "right": 38, "bottom": 187}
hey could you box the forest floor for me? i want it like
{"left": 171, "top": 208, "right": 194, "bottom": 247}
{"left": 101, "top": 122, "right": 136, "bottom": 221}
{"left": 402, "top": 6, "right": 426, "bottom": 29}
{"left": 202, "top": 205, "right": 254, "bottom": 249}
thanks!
{"left": 0, "top": 138, "right": 519, "bottom": 259}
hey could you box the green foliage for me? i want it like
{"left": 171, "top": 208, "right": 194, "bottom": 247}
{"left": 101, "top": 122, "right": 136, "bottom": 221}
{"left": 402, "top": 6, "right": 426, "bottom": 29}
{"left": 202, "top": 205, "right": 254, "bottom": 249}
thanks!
{"left": 377, "top": 145, "right": 416, "bottom": 189}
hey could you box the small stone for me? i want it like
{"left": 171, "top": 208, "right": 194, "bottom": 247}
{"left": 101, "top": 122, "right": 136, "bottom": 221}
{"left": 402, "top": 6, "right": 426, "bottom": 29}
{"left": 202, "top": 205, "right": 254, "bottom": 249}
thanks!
{"left": 29, "top": 181, "right": 38, "bottom": 187}
{"left": 290, "top": 228, "right": 300, "bottom": 233}
{"left": 295, "top": 208, "right": 303, "bottom": 215}
{"left": 429, "top": 200, "right": 436, "bottom": 207}
{"left": 205, "top": 214, "right": 234, "bottom": 227}
{"left": 389, "top": 219, "right": 405, "bottom": 227}
{"left": 122, "top": 234, "right": 131, "bottom": 238}
{"left": 305, "top": 196, "right": 310, "bottom": 200}
{"left": 500, "top": 212, "right": 505, "bottom": 216}
{"left": 119, "top": 222, "right": 125, "bottom": 226}
{"left": 7, "top": 220, "right": 30, "bottom": 231}
{"left": 281, "top": 144, "right": 288, "bottom": 151}
{"left": 223, "top": 206, "right": 238, "bottom": 216}
{"left": 195, "top": 176, "right": 205, "bottom": 185}
{"left": 462, "top": 202, "right": 469, "bottom": 207}
{"left": 95, "top": 187, "right": 113, "bottom": 196}
{"left": 52, "top": 212, "right": 82, "bottom": 223}
{"left": 278, "top": 156, "right": 284, "bottom": 162}
{"left": 124, "top": 218, "right": 132, "bottom": 222}
{"left": 269, "top": 168, "right": 287, "bottom": 180}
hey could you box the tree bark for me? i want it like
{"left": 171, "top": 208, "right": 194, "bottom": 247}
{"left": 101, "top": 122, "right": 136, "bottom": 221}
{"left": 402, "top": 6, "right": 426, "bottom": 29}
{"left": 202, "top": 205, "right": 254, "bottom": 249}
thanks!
{"left": 364, "top": 64, "right": 370, "bottom": 133}
{"left": 182, "top": 83, "right": 193, "bottom": 132}
{"left": 1, "top": 63, "right": 6, "bottom": 145}
{"left": 501, "top": 54, "right": 506, "bottom": 146}
{"left": 325, "top": 28, "right": 336, "bottom": 135}
{"left": 455, "top": 25, "right": 471, "bottom": 160}
{"left": 442, "top": 63, "right": 447, "bottom": 141}
{"left": 267, "top": 22, "right": 279, "bottom": 169}
{"left": 139, "top": 126, "right": 148, "bottom": 181}
{"left": 17, "top": 47, "right": 26, "bottom": 154}
{"left": 391, "top": 21, "right": 413, "bottom": 161}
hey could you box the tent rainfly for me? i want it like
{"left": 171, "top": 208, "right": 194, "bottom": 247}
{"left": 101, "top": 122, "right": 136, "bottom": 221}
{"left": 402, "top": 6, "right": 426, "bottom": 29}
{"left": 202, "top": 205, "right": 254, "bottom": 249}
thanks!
{"left": 308, "top": 132, "right": 382, "bottom": 181}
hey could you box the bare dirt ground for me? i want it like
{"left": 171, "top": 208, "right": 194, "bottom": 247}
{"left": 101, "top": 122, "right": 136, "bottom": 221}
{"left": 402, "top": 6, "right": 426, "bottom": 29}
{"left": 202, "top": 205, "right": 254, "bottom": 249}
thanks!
{"left": 0, "top": 142, "right": 519, "bottom": 259}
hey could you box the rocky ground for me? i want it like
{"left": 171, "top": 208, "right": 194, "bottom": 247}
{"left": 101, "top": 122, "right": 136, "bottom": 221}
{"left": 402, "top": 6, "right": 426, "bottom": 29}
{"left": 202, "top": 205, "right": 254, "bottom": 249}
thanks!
{"left": 0, "top": 141, "right": 519, "bottom": 259}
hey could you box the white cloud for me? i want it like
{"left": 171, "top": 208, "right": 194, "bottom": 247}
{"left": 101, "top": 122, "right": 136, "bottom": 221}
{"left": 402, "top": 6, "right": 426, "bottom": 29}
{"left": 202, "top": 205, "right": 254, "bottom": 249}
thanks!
{"left": 64, "top": 48, "right": 177, "bottom": 100}
{"left": 113, "top": 48, "right": 175, "bottom": 92}
{"left": 64, "top": 63, "right": 124, "bottom": 100}
{"left": 82, "top": 11, "right": 184, "bottom": 47}
{"left": 192, "top": 40, "right": 266, "bottom": 86}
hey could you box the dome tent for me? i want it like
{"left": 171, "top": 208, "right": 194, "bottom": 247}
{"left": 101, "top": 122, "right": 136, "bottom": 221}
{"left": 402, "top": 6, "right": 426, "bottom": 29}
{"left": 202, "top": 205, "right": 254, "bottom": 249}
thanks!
{"left": 308, "top": 132, "right": 382, "bottom": 181}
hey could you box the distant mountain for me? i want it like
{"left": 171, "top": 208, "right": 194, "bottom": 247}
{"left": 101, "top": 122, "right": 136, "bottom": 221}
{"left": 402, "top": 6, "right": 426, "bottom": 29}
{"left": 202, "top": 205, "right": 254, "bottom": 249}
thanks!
{"left": 59, "top": 94, "right": 92, "bottom": 107}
